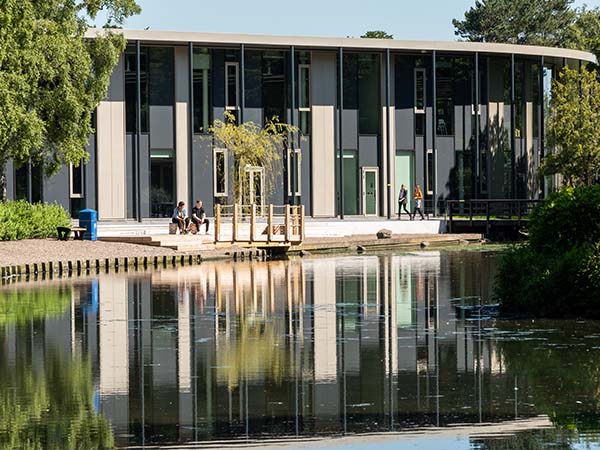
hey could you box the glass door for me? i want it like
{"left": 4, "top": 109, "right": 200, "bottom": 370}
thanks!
{"left": 361, "top": 167, "right": 378, "bottom": 216}
{"left": 244, "top": 166, "right": 264, "bottom": 214}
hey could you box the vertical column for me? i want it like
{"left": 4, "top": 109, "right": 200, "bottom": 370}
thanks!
{"left": 384, "top": 49, "right": 394, "bottom": 219}
{"left": 135, "top": 40, "right": 142, "bottom": 221}
{"left": 290, "top": 46, "right": 296, "bottom": 205}
{"left": 240, "top": 44, "right": 245, "bottom": 123}
{"left": 511, "top": 54, "right": 516, "bottom": 198}
{"left": 539, "top": 56, "right": 545, "bottom": 197}
{"left": 474, "top": 53, "right": 480, "bottom": 199}
{"left": 96, "top": 55, "right": 126, "bottom": 219}
{"left": 432, "top": 51, "right": 437, "bottom": 215}
{"left": 338, "top": 48, "right": 344, "bottom": 219}
{"left": 175, "top": 47, "right": 190, "bottom": 204}
{"left": 188, "top": 42, "right": 194, "bottom": 208}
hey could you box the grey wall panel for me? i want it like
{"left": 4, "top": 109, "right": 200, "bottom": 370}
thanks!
{"left": 358, "top": 135, "right": 379, "bottom": 168}
{"left": 426, "top": 106, "right": 433, "bottom": 149}
{"left": 85, "top": 135, "right": 96, "bottom": 211}
{"left": 415, "top": 136, "right": 425, "bottom": 188}
{"left": 436, "top": 137, "right": 454, "bottom": 200}
{"left": 126, "top": 135, "right": 134, "bottom": 219}
{"left": 5, "top": 161, "right": 14, "bottom": 200}
{"left": 300, "top": 137, "right": 311, "bottom": 214}
{"left": 342, "top": 110, "right": 358, "bottom": 150}
{"left": 244, "top": 108, "right": 262, "bottom": 125}
{"left": 454, "top": 106, "right": 464, "bottom": 151}
{"left": 43, "top": 165, "right": 69, "bottom": 208}
{"left": 310, "top": 51, "right": 337, "bottom": 217}
{"left": 192, "top": 136, "right": 214, "bottom": 215}
{"left": 395, "top": 109, "right": 414, "bottom": 150}
{"left": 149, "top": 105, "right": 174, "bottom": 149}
{"left": 140, "top": 134, "right": 150, "bottom": 218}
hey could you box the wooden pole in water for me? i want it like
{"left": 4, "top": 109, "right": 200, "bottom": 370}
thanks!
{"left": 268, "top": 204, "right": 274, "bottom": 243}
{"left": 215, "top": 204, "right": 221, "bottom": 244}
{"left": 285, "top": 204, "right": 290, "bottom": 243}
{"left": 301, "top": 205, "right": 305, "bottom": 242}
{"left": 250, "top": 203, "right": 256, "bottom": 243}
{"left": 232, "top": 203, "right": 239, "bottom": 243}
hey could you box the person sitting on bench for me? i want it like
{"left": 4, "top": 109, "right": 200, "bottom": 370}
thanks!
{"left": 191, "top": 199, "right": 210, "bottom": 234}
{"left": 172, "top": 201, "right": 190, "bottom": 234}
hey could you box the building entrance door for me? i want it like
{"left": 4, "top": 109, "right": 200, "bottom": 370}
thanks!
{"left": 243, "top": 166, "right": 264, "bottom": 214}
{"left": 362, "top": 167, "right": 378, "bottom": 216}
{"left": 395, "top": 151, "right": 414, "bottom": 211}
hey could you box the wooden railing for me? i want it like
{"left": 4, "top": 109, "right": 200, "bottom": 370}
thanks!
{"left": 446, "top": 199, "right": 544, "bottom": 234}
{"left": 214, "top": 204, "right": 305, "bottom": 245}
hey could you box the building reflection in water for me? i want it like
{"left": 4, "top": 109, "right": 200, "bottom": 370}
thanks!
{"left": 1, "top": 251, "right": 530, "bottom": 448}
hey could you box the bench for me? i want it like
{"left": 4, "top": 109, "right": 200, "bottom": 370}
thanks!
{"left": 57, "top": 226, "right": 87, "bottom": 241}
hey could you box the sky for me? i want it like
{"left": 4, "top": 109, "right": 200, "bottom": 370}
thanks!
{"left": 98, "top": 0, "right": 600, "bottom": 41}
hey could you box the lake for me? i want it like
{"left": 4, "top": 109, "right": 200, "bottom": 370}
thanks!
{"left": 1, "top": 249, "right": 600, "bottom": 449}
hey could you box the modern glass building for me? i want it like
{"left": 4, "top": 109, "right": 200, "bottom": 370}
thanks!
{"left": 3, "top": 30, "right": 595, "bottom": 220}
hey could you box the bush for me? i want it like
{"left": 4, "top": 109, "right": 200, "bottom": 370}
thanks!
{"left": 496, "top": 185, "right": 600, "bottom": 318}
{"left": 0, "top": 200, "right": 71, "bottom": 241}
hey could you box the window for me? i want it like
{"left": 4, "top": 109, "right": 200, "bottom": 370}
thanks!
{"left": 358, "top": 54, "right": 380, "bottom": 134}
{"left": 436, "top": 60, "right": 453, "bottom": 136}
{"left": 263, "top": 51, "right": 285, "bottom": 124}
{"left": 70, "top": 162, "right": 84, "bottom": 198}
{"left": 426, "top": 149, "right": 434, "bottom": 195}
{"left": 298, "top": 64, "right": 311, "bottom": 135}
{"left": 214, "top": 148, "right": 228, "bottom": 197}
{"left": 414, "top": 68, "right": 426, "bottom": 113}
{"left": 193, "top": 48, "right": 212, "bottom": 133}
{"left": 148, "top": 47, "right": 174, "bottom": 106}
{"left": 124, "top": 45, "right": 149, "bottom": 133}
{"left": 225, "top": 62, "right": 239, "bottom": 112}
{"left": 287, "top": 148, "right": 302, "bottom": 196}
{"left": 415, "top": 68, "right": 426, "bottom": 136}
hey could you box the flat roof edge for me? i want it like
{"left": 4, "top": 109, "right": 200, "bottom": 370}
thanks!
{"left": 85, "top": 28, "right": 597, "bottom": 63}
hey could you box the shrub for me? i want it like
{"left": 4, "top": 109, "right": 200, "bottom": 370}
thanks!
{"left": 496, "top": 186, "right": 600, "bottom": 318}
{"left": 0, "top": 200, "right": 71, "bottom": 241}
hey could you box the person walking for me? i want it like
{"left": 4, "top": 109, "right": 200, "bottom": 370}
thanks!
{"left": 397, "top": 184, "right": 411, "bottom": 219}
{"left": 411, "top": 184, "right": 425, "bottom": 221}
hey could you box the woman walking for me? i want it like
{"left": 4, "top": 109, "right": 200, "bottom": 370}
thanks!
{"left": 411, "top": 184, "right": 425, "bottom": 220}
{"left": 397, "top": 184, "right": 411, "bottom": 219}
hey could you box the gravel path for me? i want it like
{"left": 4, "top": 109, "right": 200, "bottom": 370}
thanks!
{"left": 0, "top": 239, "right": 177, "bottom": 266}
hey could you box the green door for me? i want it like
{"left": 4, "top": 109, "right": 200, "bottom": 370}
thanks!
{"left": 395, "top": 151, "right": 414, "bottom": 211}
{"left": 363, "top": 169, "right": 378, "bottom": 216}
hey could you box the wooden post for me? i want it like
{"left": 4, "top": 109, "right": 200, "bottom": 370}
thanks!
{"left": 232, "top": 203, "right": 239, "bottom": 243}
{"left": 285, "top": 204, "right": 290, "bottom": 243}
{"left": 250, "top": 203, "right": 256, "bottom": 243}
{"left": 267, "top": 204, "right": 274, "bottom": 242}
{"left": 301, "top": 205, "right": 305, "bottom": 242}
{"left": 215, "top": 204, "right": 221, "bottom": 243}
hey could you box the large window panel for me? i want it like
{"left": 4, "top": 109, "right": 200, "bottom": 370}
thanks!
{"left": 358, "top": 54, "right": 380, "bottom": 135}
{"left": 263, "top": 51, "right": 286, "bottom": 124}
{"left": 148, "top": 47, "right": 174, "bottom": 106}
{"left": 436, "top": 58, "right": 453, "bottom": 136}
{"left": 298, "top": 63, "right": 311, "bottom": 135}
{"left": 214, "top": 148, "right": 228, "bottom": 197}
{"left": 193, "top": 48, "right": 212, "bottom": 133}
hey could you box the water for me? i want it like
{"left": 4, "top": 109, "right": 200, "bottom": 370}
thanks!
{"left": 1, "top": 249, "right": 600, "bottom": 449}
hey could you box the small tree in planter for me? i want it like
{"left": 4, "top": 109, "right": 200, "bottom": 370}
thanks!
{"left": 210, "top": 112, "right": 299, "bottom": 210}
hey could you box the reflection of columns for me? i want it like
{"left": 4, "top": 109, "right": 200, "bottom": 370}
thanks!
{"left": 178, "top": 285, "right": 193, "bottom": 440}
{"left": 312, "top": 260, "right": 337, "bottom": 381}
{"left": 99, "top": 277, "right": 129, "bottom": 432}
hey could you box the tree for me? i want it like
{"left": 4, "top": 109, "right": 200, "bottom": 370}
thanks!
{"left": 543, "top": 67, "right": 600, "bottom": 187}
{"left": 452, "top": 0, "right": 577, "bottom": 46}
{"left": 210, "top": 113, "right": 299, "bottom": 205}
{"left": 361, "top": 30, "right": 393, "bottom": 39}
{"left": 0, "top": 0, "right": 141, "bottom": 200}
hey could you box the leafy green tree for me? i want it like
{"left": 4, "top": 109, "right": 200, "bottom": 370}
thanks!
{"left": 569, "top": 7, "right": 600, "bottom": 60}
{"left": 361, "top": 30, "right": 393, "bottom": 39}
{"left": 210, "top": 113, "right": 298, "bottom": 205}
{"left": 452, "top": 0, "right": 577, "bottom": 46}
{"left": 543, "top": 67, "right": 600, "bottom": 187}
{"left": 0, "top": 0, "right": 141, "bottom": 200}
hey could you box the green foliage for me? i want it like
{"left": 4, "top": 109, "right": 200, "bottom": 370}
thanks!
{"left": 0, "top": 287, "right": 71, "bottom": 325}
{"left": 0, "top": 354, "right": 115, "bottom": 450}
{"left": 0, "top": 200, "right": 70, "bottom": 241}
{"left": 543, "top": 67, "right": 600, "bottom": 187}
{"left": 496, "top": 186, "right": 600, "bottom": 317}
{"left": 528, "top": 186, "right": 600, "bottom": 254}
{"left": 0, "top": 0, "right": 140, "bottom": 194}
{"left": 453, "top": 0, "right": 577, "bottom": 46}
{"left": 210, "top": 112, "right": 299, "bottom": 204}
{"left": 361, "top": 31, "right": 393, "bottom": 39}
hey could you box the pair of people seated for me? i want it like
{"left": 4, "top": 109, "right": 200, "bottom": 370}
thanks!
{"left": 172, "top": 200, "right": 210, "bottom": 234}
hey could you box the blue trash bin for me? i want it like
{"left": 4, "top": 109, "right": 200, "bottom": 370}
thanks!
{"left": 79, "top": 209, "right": 98, "bottom": 241}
